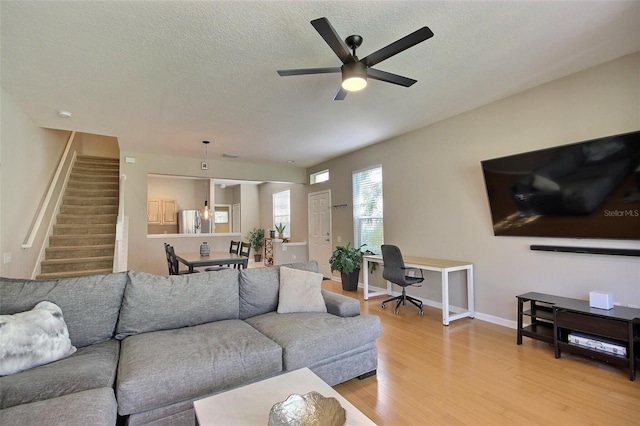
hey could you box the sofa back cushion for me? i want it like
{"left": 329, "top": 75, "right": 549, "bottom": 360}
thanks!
{"left": 0, "top": 273, "right": 127, "bottom": 348}
{"left": 239, "top": 261, "right": 319, "bottom": 320}
{"left": 115, "top": 270, "right": 239, "bottom": 339}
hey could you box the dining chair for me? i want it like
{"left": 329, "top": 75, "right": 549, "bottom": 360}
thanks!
{"left": 237, "top": 242, "right": 251, "bottom": 269}
{"left": 380, "top": 244, "right": 424, "bottom": 315}
{"left": 164, "top": 243, "right": 194, "bottom": 275}
{"left": 205, "top": 240, "right": 241, "bottom": 272}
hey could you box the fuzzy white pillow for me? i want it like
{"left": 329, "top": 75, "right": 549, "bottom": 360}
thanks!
{"left": 0, "top": 301, "right": 77, "bottom": 376}
{"left": 277, "top": 266, "right": 327, "bottom": 314}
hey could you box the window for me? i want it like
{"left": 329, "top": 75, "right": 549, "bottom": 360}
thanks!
{"left": 352, "top": 166, "right": 383, "bottom": 254}
{"left": 310, "top": 169, "right": 329, "bottom": 184}
{"left": 273, "top": 190, "right": 291, "bottom": 238}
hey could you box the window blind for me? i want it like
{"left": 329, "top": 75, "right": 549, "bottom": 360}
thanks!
{"left": 273, "top": 190, "right": 290, "bottom": 238}
{"left": 352, "top": 166, "right": 383, "bottom": 254}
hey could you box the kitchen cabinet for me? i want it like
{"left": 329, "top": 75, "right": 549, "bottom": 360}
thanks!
{"left": 148, "top": 199, "right": 177, "bottom": 225}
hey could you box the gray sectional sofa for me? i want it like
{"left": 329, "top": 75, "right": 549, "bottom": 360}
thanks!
{"left": 0, "top": 262, "right": 382, "bottom": 425}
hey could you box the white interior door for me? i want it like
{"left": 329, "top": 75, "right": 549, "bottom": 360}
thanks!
{"left": 308, "top": 190, "right": 332, "bottom": 278}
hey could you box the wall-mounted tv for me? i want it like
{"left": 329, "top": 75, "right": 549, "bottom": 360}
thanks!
{"left": 481, "top": 130, "right": 640, "bottom": 240}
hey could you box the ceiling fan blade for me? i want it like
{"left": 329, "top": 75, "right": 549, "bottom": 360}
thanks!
{"left": 277, "top": 67, "right": 341, "bottom": 76}
{"left": 367, "top": 68, "right": 417, "bottom": 87}
{"left": 310, "top": 17, "right": 353, "bottom": 64}
{"left": 362, "top": 26, "right": 434, "bottom": 67}
{"left": 334, "top": 86, "right": 348, "bottom": 101}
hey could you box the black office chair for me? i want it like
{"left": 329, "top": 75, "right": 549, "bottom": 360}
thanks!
{"left": 205, "top": 240, "right": 241, "bottom": 272}
{"left": 164, "top": 243, "right": 194, "bottom": 275}
{"left": 237, "top": 242, "right": 251, "bottom": 269}
{"left": 380, "top": 245, "right": 424, "bottom": 315}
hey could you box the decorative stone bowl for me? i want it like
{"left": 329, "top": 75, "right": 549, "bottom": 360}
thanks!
{"left": 268, "top": 391, "right": 346, "bottom": 426}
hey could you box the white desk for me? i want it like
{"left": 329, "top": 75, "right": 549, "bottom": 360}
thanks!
{"left": 363, "top": 255, "right": 474, "bottom": 326}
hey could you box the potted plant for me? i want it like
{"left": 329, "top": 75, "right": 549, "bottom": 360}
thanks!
{"left": 275, "top": 222, "right": 286, "bottom": 239}
{"left": 246, "top": 228, "right": 265, "bottom": 262}
{"left": 329, "top": 243, "right": 367, "bottom": 291}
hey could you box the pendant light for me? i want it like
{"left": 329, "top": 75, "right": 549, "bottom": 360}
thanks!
{"left": 201, "top": 141, "right": 211, "bottom": 221}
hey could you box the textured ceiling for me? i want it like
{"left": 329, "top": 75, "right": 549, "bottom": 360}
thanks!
{"left": 2, "top": 1, "right": 639, "bottom": 167}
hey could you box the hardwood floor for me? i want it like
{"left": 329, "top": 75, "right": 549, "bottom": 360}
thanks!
{"left": 323, "top": 280, "right": 640, "bottom": 425}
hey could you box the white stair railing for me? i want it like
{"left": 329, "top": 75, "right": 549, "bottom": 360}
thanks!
{"left": 113, "top": 173, "right": 128, "bottom": 272}
{"left": 23, "top": 132, "right": 77, "bottom": 279}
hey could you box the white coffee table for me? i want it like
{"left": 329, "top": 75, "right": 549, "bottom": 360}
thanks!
{"left": 193, "top": 368, "right": 376, "bottom": 425}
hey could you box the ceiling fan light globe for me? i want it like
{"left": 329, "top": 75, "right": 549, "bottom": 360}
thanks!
{"left": 342, "top": 76, "right": 367, "bottom": 91}
{"left": 341, "top": 61, "right": 368, "bottom": 92}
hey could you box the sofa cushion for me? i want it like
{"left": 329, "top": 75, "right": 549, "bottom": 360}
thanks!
{"left": 0, "top": 272, "right": 127, "bottom": 348}
{"left": 117, "top": 319, "right": 282, "bottom": 416}
{"left": 245, "top": 312, "right": 382, "bottom": 371}
{"left": 0, "top": 301, "right": 77, "bottom": 376}
{"left": 115, "top": 270, "right": 239, "bottom": 339}
{"left": 239, "top": 261, "right": 320, "bottom": 320}
{"left": 239, "top": 267, "right": 280, "bottom": 320}
{"left": 277, "top": 267, "right": 326, "bottom": 314}
{"left": 0, "top": 387, "right": 117, "bottom": 426}
{"left": 0, "top": 339, "right": 120, "bottom": 409}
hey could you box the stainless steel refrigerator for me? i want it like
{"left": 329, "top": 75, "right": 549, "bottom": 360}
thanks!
{"left": 178, "top": 210, "right": 211, "bottom": 234}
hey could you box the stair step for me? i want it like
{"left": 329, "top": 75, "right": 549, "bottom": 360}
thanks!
{"left": 72, "top": 166, "right": 119, "bottom": 176}
{"left": 60, "top": 205, "right": 118, "bottom": 215}
{"left": 49, "top": 234, "right": 116, "bottom": 246}
{"left": 36, "top": 269, "right": 113, "bottom": 280}
{"left": 65, "top": 187, "right": 120, "bottom": 198}
{"left": 77, "top": 155, "right": 119, "bottom": 163}
{"left": 68, "top": 173, "right": 119, "bottom": 183}
{"left": 40, "top": 256, "right": 114, "bottom": 274}
{"left": 67, "top": 180, "right": 119, "bottom": 190}
{"left": 57, "top": 214, "right": 117, "bottom": 225}
{"left": 45, "top": 245, "right": 115, "bottom": 259}
{"left": 63, "top": 195, "right": 119, "bottom": 206}
{"left": 53, "top": 224, "right": 116, "bottom": 235}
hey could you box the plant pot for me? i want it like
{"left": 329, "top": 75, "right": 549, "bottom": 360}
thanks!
{"left": 254, "top": 254, "right": 262, "bottom": 262}
{"left": 340, "top": 268, "right": 360, "bottom": 292}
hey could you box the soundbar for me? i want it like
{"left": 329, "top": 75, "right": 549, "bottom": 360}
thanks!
{"left": 530, "top": 245, "right": 640, "bottom": 257}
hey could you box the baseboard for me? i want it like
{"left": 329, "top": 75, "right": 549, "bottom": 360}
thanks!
{"left": 355, "top": 282, "right": 517, "bottom": 329}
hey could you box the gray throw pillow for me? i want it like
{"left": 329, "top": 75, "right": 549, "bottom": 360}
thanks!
{"left": 0, "top": 301, "right": 77, "bottom": 376}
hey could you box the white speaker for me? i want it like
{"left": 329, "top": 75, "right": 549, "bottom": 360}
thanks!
{"left": 589, "top": 291, "right": 614, "bottom": 310}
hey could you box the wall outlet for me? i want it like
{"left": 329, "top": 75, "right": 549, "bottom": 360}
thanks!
{"left": 337, "top": 236, "right": 342, "bottom": 243}
{"left": 3, "top": 252, "right": 12, "bottom": 264}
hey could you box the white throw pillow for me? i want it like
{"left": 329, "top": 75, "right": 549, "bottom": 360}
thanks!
{"left": 277, "top": 267, "right": 327, "bottom": 314}
{"left": 0, "top": 301, "right": 77, "bottom": 376}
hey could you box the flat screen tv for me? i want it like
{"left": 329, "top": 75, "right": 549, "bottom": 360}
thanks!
{"left": 481, "top": 130, "right": 640, "bottom": 240}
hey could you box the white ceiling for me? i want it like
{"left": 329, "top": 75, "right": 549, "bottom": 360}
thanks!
{"left": 2, "top": 1, "right": 639, "bottom": 168}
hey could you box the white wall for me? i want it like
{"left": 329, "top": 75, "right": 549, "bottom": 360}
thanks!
{"left": 308, "top": 53, "right": 640, "bottom": 324}
{"left": 0, "top": 88, "right": 70, "bottom": 278}
{"left": 120, "top": 150, "right": 306, "bottom": 276}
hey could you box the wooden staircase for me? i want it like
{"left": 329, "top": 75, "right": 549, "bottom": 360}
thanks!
{"left": 37, "top": 156, "right": 120, "bottom": 279}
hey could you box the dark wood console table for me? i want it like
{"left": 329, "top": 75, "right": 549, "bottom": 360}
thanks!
{"left": 517, "top": 292, "right": 640, "bottom": 381}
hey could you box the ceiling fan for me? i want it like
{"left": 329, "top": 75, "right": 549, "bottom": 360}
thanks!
{"left": 277, "top": 17, "right": 434, "bottom": 100}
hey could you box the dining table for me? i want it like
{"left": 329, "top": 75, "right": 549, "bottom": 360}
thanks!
{"left": 175, "top": 251, "right": 249, "bottom": 273}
